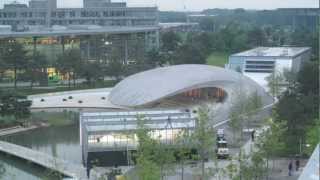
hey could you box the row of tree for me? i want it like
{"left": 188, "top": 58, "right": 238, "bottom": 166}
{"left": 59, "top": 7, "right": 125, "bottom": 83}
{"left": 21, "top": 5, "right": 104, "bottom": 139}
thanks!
{"left": 0, "top": 39, "right": 126, "bottom": 89}
{"left": 0, "top": 90, "right": 31, "bottom": 128}
{"left": 273, "top": 61, "right": 319, "bottom": 155}
{"left": 151, "top": 22, "right": 318, "bottom": 68}
{"left": 134, "top": 107, "right": 216, "bottom": 180}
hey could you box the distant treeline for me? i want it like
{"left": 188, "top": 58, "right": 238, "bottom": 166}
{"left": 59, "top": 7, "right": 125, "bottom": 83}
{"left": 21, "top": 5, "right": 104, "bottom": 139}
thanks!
{"left": 159, "top": 8, "right": 319, "bottom": 30}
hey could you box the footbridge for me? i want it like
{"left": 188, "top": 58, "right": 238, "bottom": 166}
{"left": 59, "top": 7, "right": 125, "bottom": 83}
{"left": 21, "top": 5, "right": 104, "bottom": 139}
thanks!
{"left": 0, "top": 141, "right": 88, "bottom": 179}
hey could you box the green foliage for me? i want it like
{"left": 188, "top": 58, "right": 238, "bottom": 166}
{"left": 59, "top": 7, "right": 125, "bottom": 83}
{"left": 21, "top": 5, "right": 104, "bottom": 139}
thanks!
{"left": 56, "top": 48, "right": 82, "bottom": 87}
{"left": 80, "top": 62, "right": 104, "bottom": 87}
{"left": 145, "top": 49, "right": 166, "bottom": 67}
{"left": 25, "top": 51, "right": 48, "bottom": 87}
{"left": 229, "top": 91, "right": 263, "bottom": 142}
{"left": 206, "top": 52, "right": 229, "bottom": 67}
{"left": 304, "top": 119, "right": 320, "bottom": 155}
{"left": 105, "top": 60, "right": 125, "bottom": 81}
{"left": 257, "top": 118, "right": 287, "bottom": 158}
{"left": 0, "top": 39, "right": 29, "bottom": 88}
{"left": 234, "top": 151, "right": 267, "bottom": 180}
{"left": 199, "top": 17, "right": 216, "bottom": 32}
{"left": 161, "top": 31, "right": 182, "bottom": 52}
{"left": 266, "top": 70, "right": 285, "bottom": 98}
{"left": 173, "top": 44, "right": 206, "bottom": 65}
{"left": 274, "top": 62, "right": 319, "bottom": 155}
{"left": 247, "top": 27, "right": 268, "bottom": 47}
{"left": 135, "top": 117, "right": 175, "bottom": 180}
{"left": 136, "top": 156, "right": 161, "bottom": 180}
{"left": 191, "top": 106, "right": 216, "bottom": 178}
{"left": 0, "top": 90, "right": 32, "bottom": 122}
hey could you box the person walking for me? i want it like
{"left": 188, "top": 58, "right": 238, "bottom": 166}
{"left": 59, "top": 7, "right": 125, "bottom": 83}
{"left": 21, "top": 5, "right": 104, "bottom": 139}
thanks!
{"left": 251, "top": 130, "right": 255, "bottom": 142}
{"left": 288, "top": 161, "right": 293, "bottom": 176}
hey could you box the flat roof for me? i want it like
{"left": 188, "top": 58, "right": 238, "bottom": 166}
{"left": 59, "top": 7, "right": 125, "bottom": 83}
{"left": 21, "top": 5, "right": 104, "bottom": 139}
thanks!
{"left": 231, "top": 47, "right": 311, "bottom": 58}
{"left": 81, "top": 109, "right": 196, "bottom": 133}
{"left": 159, "top": 22, "right": 198, "bottom": 29}
{"left": 0, "top": 26, "right": 160, "bottom": 38}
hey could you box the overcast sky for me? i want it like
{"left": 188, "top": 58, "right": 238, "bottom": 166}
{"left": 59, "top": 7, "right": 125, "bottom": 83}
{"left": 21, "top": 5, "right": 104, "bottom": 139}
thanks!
{"left": 9, "top": 0, "right": 320, "bottom": 11}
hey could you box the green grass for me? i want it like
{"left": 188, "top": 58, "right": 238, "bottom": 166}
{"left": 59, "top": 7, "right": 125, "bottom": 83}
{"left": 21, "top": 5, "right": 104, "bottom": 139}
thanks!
{"left": 30, "top": 111, "right": 78, "bottom": 126}
{"left": 206, "top": 52, "right": 229, "bottom": 67}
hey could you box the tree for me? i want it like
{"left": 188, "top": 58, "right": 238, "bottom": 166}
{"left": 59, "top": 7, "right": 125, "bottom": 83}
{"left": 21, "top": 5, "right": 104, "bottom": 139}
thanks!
{"left": 80, "top": 62, "right": 103, "bottom": 87}
{"left": 161, "top": 31, "right": 181, "bottom": 52}
{"left": 26, "top": 51, "right": 48, "bottom": 89}
{"left": 191, "top": 106, "right": 216, "bottom": 178}
{"left": 135, "top": 117, "right": 161, "bottom": 180}
{"left": 256, "top": 117, "right": 286, "bottom": 179}
{"left": 304, "top": 119, "right": 320, "bottom": 155}
{"left": 275, "top": 62, "right": 319, "bottom": 155}
{"left": 0, "top": 90, "right": 32, "bottom": 126}
{"left": 266, "top": 70, "right": 284, "bottom": 98}
{"left": 145, "top": 49, "right": 165, "bottom": 67}
{"left": 235, "top": 150, "right": 267, "bottom": 180}
{"left": 297, "top": 61, "right": 319, "bottom": 95}
{"left": 176, "top": 129, "right": 192, "bottom": 180}
{"left": 186, "top": 33, "right": 214, "bottom": 57}
{"left": 154, "top": 141, "right": 175, "bottom": 180}
{"left": 229, "top": 91, "right": 248, "bottom": 143}
{"left": 105, "top": 60, "right": 124, "bottom": 81}
{"left": 199, "top": 17, "right": 216, "bottom": 32}
{"left": 173, "top": 44, "right": 206, "bottom": 65}
{"left": 56, "top": 48, "right": 82, "bottom": 88}
{"left": 247, "top": 27, "right": 268, "bottom": 47}
{"left": 229, "top": 91, "right": 263, "bottom": 143}
{"left": 245, "top": 91, "right": 263, "bottom": 125}
{"left": 0, "top": 39, "right": 29, "bottom": 89}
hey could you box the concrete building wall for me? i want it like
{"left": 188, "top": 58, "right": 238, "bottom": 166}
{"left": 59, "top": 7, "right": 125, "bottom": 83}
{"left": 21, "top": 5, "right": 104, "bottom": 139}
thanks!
{"left": 0, "top": 1, "right": 158, "bottom": 31}
{"left": 292, "top": 49, "right": 311, "bottom": 73}
{"left": 274, "top": 58, "right": 292, "bottom": 73}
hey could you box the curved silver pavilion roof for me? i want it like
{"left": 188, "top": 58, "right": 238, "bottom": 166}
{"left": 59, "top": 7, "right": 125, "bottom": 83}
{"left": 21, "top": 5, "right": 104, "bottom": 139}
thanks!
{"left": 109, "top": 64, "right": 273, "bottom": 108}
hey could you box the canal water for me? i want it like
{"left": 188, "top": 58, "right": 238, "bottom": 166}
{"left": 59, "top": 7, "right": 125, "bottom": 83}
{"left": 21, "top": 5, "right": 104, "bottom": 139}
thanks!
{"left": 0, "top": 123, "right": 81, "bottom": 180}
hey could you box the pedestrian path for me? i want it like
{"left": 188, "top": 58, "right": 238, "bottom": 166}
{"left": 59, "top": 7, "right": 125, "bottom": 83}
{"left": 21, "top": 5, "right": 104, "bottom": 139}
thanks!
{"left": 0, "top": 140, "right": 88, "bottom": 179}
{"left": 0, "top": 125, "right": 38, "bottom": 136}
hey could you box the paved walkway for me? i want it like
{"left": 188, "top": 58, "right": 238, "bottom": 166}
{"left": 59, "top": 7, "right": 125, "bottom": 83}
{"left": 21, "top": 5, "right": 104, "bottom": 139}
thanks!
{"left": 0, "top": 123, "right": 50, "bottom": 136}
{"left": 269, "top": 158, "right": 306, "bottom": 180}
{"left": 0, "top": 126, "right": 38, "bottom": 136}
{"left": 28, "top": 88, "right": 123, "bottom": 109}
{"left": 0, "top": 140, "right": 88, "bottom": 179}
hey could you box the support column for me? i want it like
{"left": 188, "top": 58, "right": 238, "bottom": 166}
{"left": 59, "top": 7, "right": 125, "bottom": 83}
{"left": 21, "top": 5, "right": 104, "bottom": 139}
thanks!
{"left": 87, "top": 36, "right": 90, "bottom": 61}
{"left": 124, "top": 35, "right": 128, "bottom": 64}
{"left": 144, "top": 32, "right": 148, "bottom": 52}
{"left": 32, "top": 36, "right": 37, "bottom": 55}
{"left": 61, "top": 36, "right": 65, "bottom": 54}
{"left": 155, "top": 30, "right": 160, "bottom": 49}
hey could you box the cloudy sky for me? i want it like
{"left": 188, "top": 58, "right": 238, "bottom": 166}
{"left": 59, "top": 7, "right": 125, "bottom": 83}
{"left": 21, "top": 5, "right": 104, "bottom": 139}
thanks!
{"left": 8, "top": 0, "right": 320, "bottom": 11}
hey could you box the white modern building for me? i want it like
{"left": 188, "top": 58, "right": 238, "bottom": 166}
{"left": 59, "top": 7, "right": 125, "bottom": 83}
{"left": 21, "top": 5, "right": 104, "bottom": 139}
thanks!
{"left": 226, "top": 47, "right": 311, "bottom": 89}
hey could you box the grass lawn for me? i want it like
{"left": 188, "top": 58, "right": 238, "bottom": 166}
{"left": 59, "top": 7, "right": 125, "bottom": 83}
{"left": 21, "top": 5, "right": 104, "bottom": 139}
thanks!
{"left": 206, "top": 52, "right": 230, "bottom": 67}
{"left": 30, "top": 111, "right": 78, "bottom": 126}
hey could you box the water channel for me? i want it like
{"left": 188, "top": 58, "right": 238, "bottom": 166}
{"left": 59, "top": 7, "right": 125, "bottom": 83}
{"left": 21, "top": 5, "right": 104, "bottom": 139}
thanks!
{"left": 0, "top": 118, "right": 81, "bottom": 179}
